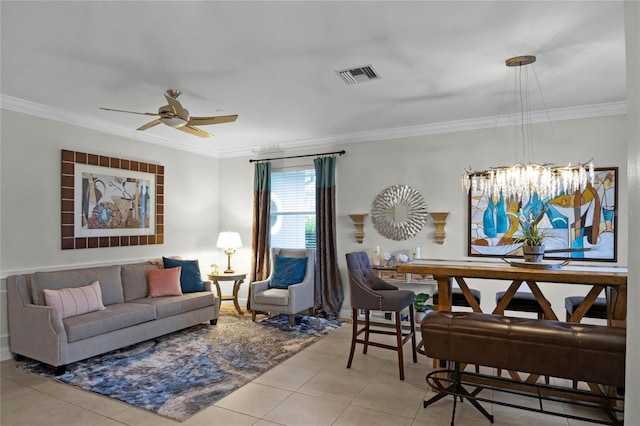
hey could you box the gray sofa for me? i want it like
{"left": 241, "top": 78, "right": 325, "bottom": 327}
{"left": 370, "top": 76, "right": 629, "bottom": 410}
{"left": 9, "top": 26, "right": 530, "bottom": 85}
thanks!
{"left": 7, "top": 259, "right": 220, "bottom": 374}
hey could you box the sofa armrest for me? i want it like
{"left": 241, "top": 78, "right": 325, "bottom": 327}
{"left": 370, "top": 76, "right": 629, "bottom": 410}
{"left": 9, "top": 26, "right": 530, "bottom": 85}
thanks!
{"left": 202, "top": 280, "right": 213, "bottom": 293}
{"left": 8, "top": 275, "right": 68, "bottom": 365}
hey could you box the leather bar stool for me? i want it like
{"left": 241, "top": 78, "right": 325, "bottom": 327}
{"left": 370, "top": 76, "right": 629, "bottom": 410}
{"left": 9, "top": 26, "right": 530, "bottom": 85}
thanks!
{"left": 433, "top": 288, "right": 481, "bottom": 309}
{"left": 565, "top": 296, "right": 607, "bottom": 321}
{"left": 345, "top": 251, "right": 417, "bottom": 380}
{"left": 495, "top": 291, "right": 548, "bottom": 320}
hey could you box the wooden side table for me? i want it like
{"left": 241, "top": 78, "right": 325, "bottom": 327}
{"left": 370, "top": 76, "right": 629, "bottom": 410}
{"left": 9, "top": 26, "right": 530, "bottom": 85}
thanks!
{"left": 208, "top": 272, "right": 247, "bottom": 315}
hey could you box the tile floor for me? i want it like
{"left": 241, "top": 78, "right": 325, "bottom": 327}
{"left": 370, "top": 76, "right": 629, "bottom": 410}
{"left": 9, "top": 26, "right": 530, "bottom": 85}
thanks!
{"left": 1, "top": 321, "right": 617, "bottom": 426}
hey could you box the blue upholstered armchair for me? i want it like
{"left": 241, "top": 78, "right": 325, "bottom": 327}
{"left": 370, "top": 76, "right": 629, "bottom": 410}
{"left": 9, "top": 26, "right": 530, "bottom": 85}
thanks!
{"left": 250, "top": 247, "right": 315, "bottom": 326}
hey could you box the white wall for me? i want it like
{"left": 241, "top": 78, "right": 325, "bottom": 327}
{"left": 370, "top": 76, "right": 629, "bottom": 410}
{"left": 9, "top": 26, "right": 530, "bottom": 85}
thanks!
{"left": 0, "top": 109, "right": 224, "bottom": 359}
{"left": 624, "top": 0, "right": 639, "bottom": 421}
{"left": 220, "top": 114, "right": 629, "bottom": 321}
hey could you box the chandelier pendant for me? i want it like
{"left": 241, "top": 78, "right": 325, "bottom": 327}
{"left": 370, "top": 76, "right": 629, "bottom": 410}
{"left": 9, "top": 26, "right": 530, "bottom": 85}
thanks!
{"left": 462, "top": 55, "right": 595, "bottom": 201}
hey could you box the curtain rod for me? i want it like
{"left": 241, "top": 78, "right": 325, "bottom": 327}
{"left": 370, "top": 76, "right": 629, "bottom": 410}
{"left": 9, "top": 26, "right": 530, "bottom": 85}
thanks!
{"left": 249, "top": 150, "right": 346, "bottom": 163}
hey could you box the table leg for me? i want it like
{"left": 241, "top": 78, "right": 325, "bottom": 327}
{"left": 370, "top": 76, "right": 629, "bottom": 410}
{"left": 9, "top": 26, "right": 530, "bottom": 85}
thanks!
{"left": 434, "top": 275, "right": 452, "bottom": 312}
{"left": 492, "top": 280, "right": 523, "bottom": 315}
{"left": 608, "top": 285, "right": 627, "bottom": 328}
{"left": 232, "top": 278, "right": 245, "bottom": 315}
{"left": 568, "top": 285, "right": 604, "bottom": 323}
{"left": 454, "top": 277, "right": 483, "bottom": 312}
{"left": 212, "top": 281, "right": 222, "bottom": 300}
{"left": 525, "top": 280, "right": 557, "bottom": 320}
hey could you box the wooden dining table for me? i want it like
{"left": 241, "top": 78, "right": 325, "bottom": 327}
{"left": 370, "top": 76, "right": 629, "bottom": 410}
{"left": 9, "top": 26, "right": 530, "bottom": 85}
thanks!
{"left": 397, "top": 259, "right": 628, "bottom": 327}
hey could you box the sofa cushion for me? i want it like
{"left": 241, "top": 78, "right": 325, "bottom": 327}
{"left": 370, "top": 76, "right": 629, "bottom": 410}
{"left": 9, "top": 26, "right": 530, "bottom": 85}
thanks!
{"left": 254, "top": 288, "right": 289, "bottom": 306}
{"left": 162, "top": 257, "right": 205, "bottom": 293}
{"left": 32, "top": 265, "right": 124, "bottom": 306}
{"left": 132, "top": 292, "right": 216, "bottom": 319}
{"left": 63, "top": 302, "right": 156, "bottom": 343}
{"left": 43, "top": 280, "right": 106, "bottom": 319}
{"left": 121, "top": 263, "right": 161, "bottom": 301}
{"left": 148, "top": 267, "right": 183, "bottom": 298}
{"left": 270, "top": 255, "right": 307, "bottom": 289}
{"left": 147, "top": 255, "right": 182, "bottom": 267}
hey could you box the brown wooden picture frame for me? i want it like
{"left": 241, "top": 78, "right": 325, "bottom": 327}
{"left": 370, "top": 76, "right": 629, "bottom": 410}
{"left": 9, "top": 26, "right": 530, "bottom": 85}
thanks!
{"left": 61, "top": 149, "right": 164, "bottom": 249}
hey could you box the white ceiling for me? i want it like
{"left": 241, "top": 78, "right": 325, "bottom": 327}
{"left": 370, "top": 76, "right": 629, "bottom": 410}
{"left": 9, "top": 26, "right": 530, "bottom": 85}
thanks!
{"left": 0, "top": 1, "right": 627, "bottom": 158}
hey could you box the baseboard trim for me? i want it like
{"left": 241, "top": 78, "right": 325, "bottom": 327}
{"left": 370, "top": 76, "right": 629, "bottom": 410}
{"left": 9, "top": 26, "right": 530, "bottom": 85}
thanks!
{"left": 1, "top": 335, "right": 12, "bottom": 362}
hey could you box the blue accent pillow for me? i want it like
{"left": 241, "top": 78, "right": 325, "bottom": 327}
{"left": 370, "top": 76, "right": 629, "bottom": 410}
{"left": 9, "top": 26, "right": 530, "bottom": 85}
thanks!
{"left": 162, "top": 257, "right": 204, "bottom": 293}
{"left": 270, "top": 255, "right": 308, "bottom": 289}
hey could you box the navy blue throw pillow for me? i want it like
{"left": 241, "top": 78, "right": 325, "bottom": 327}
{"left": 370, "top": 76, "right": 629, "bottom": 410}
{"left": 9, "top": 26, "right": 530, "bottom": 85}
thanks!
{"left": 270, "top": 255, "right": 308, "bottom": 289}
{"left": 162, "top": 257, "right": 204, "bottom": 293}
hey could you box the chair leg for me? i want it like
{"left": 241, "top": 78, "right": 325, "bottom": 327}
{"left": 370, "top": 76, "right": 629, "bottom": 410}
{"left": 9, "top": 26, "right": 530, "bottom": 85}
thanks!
{"left": 363, "top": 310, "right": 370, "bottom": 354}
{"left": 395, "top": 311, "right": 405, "bottom": 380}
{"left": 251, "top": 311, "right": 257, "bottom": 322}
{"left": 347, "top": 308, "right": 358, "bottom": 369}
{"left": 409, "top": 304, "right": 417, "bottom": 364}
{"left": 289, "top": 314, "right": 295, "bottom": 326}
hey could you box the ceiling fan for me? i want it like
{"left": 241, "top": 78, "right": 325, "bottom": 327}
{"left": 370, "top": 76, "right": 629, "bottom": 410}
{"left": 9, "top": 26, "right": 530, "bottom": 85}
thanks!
{"left": 100, "top": 89, "right": 238, "bottom": 138}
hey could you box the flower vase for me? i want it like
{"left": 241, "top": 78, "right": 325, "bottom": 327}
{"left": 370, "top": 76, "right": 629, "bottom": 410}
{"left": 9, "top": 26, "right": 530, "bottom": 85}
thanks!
{"left": 523, "top": 245, "right": 545, "bottom": 262}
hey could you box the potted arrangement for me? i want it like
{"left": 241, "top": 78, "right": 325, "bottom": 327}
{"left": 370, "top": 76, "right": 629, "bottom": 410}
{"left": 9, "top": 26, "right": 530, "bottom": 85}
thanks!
{"left": 414, "top": 293, "right": 434, "bottom": 322}
{"left": 509, "top": 207, "right": 563, "bottom": 262}
{"left": 383, "top": 252, "right": 395, "bottom": 267}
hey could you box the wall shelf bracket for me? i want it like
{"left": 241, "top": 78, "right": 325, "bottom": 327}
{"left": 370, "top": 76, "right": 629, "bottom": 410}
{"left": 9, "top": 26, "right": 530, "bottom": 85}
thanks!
{"left": 348, "top": 213, "right": 369, "bottom": 243}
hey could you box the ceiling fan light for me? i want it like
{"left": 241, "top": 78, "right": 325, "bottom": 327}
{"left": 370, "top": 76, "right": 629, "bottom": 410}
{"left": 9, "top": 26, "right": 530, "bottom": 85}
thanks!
{"left": 161, "top": 116, "right": 187, "bottom": 128}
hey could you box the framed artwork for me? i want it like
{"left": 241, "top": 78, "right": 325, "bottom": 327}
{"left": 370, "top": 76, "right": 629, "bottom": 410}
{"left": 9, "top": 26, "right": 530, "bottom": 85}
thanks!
{"left": 61, "top": 149, "right": 164, "bottom": 249}
{"left": 468, "top": 167, "right": 617, "bottom": 261}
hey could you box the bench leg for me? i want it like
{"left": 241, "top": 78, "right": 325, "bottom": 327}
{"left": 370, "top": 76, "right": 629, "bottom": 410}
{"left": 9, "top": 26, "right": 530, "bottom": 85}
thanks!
{"left": 424, "top": 362, "right": 494, "bottom": 425}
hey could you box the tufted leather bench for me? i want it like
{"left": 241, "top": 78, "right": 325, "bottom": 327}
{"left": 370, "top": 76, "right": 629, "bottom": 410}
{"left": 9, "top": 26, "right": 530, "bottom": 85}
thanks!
{"left": 420, "top": 311, "right": 626, "bottom": 424}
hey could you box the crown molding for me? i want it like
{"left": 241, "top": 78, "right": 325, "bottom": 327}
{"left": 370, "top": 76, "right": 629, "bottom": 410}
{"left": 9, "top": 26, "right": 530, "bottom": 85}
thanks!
{"left": 0, "top": 94, "right": 221, "bottom": 158}
{"left": 2, "top": 94, "right": 626, "bottom": 159}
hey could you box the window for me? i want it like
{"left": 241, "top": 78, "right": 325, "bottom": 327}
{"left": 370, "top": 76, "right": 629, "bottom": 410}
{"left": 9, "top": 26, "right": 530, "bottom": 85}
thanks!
{"left": 270, "top": 168, "right": 316, "bottom": 250}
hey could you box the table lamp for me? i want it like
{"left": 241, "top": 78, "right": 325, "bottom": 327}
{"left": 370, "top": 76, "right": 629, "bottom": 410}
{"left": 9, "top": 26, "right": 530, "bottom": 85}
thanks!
{"left": 216, "top": 231, "right": 242, "bottom": 274}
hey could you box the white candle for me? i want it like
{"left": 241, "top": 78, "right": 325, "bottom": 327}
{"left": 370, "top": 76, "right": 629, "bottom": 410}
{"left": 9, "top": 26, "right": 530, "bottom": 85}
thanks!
{"left": 413, "top": 246, "right": 422, "bottom": 259}
{"left": 372, "top": 245, "right": 381, "bottom": 266}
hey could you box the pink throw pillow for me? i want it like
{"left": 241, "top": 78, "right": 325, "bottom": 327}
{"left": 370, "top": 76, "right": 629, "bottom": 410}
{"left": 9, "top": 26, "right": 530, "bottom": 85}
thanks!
{"left": 148, "top": 267, "right": 183, "bottom": 297}
{"left": 43, "top": 280, "right": 106, "bottom": 319}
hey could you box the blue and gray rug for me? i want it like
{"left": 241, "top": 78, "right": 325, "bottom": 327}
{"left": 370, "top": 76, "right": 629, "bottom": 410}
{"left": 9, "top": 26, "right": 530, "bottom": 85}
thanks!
{"left": 20, "top": 308, "right": 342, "bottom": 421}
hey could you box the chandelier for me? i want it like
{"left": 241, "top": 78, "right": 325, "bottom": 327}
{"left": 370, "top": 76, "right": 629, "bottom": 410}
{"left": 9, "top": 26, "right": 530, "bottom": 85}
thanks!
{"left": 462, "top": 55, "right": 594, "bottom": 201}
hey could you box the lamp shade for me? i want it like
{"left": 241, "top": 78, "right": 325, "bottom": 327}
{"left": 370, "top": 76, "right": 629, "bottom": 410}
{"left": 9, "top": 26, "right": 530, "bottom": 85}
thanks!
{"left": 216, "top": 232, "right": 242, "bottom": 249}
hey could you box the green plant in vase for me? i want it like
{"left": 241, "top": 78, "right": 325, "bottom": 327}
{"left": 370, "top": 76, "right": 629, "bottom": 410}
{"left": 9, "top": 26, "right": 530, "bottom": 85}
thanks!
{"left": 414, "top": 293, "right": 433, "bottom": 312}
{"left": 508, "top": 206, "right": 564, "bottom": 262}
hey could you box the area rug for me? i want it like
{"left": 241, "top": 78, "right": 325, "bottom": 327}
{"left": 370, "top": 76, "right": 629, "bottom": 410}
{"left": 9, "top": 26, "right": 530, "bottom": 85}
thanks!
{"left": 20, "top": 307, "right": 342, "bottom": 422}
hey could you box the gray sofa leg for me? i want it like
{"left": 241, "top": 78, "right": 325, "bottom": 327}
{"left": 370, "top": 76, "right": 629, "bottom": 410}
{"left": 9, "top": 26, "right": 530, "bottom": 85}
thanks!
{"left": 53, "top": 365, "right": 66, "bottom": 376}
{"left": 14, "top": 353, "right": 25, "bottom": 362}
{"left": 209, "top": 319, "right": 217, "bottom": 325}
{"left": 252, "top": 311, "right": 257, "bottom": 322}
{"left": 289, "top": 314, "right": 295, "bottom": 326}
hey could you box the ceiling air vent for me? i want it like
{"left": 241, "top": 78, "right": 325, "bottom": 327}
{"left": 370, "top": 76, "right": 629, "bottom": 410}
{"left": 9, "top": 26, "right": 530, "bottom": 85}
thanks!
{"left": 335, "top": 65, "right": 381, "bottom": 85}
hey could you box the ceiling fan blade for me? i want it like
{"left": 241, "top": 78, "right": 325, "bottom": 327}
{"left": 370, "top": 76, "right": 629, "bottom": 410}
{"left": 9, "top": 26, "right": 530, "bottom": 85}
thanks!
{"left": 164, "top": 94, "right": 189, "bottom": 121}
{"left": 137, "top": 119, "right": 162, "bottom": 131}
{"left": 177, "top": 125, "right": 213, "bottom": 138}
{"left": 188, "top": 114, "right": 238, "bottom": 126}
{"left": 100, "top": 107, "right": 159, "bottom": 116}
